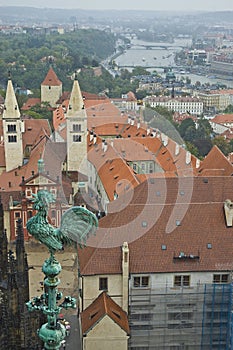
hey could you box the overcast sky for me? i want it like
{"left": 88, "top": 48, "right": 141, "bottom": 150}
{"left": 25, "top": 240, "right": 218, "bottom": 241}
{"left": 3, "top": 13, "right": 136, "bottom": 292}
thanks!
{"left": 1, "top": 0, "right": 233, "bottom": 11}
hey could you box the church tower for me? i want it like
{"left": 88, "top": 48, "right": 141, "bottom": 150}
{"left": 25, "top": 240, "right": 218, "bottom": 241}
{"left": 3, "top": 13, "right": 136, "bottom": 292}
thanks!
{"left": 66, "top": 73, "right": 87, "bottom": 173}
{"left": 41, "top": 67, "right": 62, "bottom": 108}
{"left": 2, "top": 74, "right": 23, "bottom": 172}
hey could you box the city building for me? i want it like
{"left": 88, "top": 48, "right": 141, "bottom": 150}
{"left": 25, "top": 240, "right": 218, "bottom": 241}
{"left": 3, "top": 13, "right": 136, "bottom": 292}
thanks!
{"left": 78, "top": 175, "right": 233, "bottom": 349}
{"left": 81, "top": 291, "right": 130, "bottom": 350}
{"left": 144, "top": 96, "right": 203, "bottom": 115}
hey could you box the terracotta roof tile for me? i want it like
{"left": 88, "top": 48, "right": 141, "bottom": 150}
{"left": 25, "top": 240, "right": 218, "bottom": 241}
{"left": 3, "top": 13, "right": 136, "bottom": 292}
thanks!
{"left": 81, "top": 291, "right": 130, "bottom": 335}
{"left": 21, "top": 98, "right": 41, "bottom": 111}
{"left": 41, "top": 67, "right": 62, "bottom": 86}
{"left": 198, "top": 145, "right": 233, "bottom": 176}
{"left": 211, "top": 114, "right": 233, "bottom": 124}
{"left": 79, "top": 176, "right": 233, "bottom": 276}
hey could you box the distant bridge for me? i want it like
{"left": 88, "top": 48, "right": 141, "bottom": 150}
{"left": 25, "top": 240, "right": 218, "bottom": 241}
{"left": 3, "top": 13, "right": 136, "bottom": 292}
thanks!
{"left": 117, "top": 64, "right": 177, "bottom": 70}
{"left": 130, "top": 44, "right": 186, "bottom": 50}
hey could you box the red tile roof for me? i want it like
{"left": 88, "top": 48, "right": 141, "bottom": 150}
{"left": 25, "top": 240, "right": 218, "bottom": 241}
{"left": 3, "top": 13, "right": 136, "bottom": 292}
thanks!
{"left": 79, "top": 176, "right": 233, "bottom": 276}
{"left": 41, "top": 67, "right": 62, "bottom": 86}
{"left": 198, "top": 145, "right": 233, "bottom": 176}
{"left": 81, "top": 291, "right": 130, "bottom": 335}
{"left": 211, "top": 114, "right": 233, "bottom": 124}
{"left": 21, "top": 98, "right": 41, "bottom": 111}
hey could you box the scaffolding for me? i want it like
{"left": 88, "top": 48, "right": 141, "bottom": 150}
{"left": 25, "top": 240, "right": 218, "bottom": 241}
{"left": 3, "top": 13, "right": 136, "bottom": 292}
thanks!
{"left": 128, "top": 283, "right": 232, "bottom": 349}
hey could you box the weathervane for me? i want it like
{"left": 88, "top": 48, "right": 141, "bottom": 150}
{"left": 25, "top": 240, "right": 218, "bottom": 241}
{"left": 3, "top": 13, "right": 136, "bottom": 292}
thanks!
{"left": 26, "top": 190, "right": 98, "bottom": 349}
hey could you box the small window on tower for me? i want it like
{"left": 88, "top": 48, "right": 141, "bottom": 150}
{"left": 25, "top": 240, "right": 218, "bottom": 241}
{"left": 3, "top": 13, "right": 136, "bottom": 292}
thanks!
{"left": 73, "top": 135, "right": 82, "bottom": 142}
{"left": 8, "top": 124, "right": 16, "bottom": 132}
{"left": 8, "top": 135, "right": 17, "bottom": 142}
{"left": 73, "top": 124, "right": 81, "bottom": 132}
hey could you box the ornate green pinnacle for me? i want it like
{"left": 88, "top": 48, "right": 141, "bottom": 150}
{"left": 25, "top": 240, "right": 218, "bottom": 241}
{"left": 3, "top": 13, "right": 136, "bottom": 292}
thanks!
{"left": 26, "top": 190, "right": 98, "bottom": 349}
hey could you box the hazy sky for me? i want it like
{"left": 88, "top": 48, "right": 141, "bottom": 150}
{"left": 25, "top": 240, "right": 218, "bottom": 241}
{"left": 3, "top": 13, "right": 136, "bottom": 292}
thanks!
{"left": 1, "top": 0, "right": 233, "bottom": 12}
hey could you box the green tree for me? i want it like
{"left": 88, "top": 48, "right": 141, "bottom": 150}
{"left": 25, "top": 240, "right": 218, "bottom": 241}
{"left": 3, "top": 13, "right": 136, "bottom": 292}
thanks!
{"left": 212, "top": 136, "right": 231, "bottom": 156}
{"left": 224, "top": 104, "right": 233, "bottom": 113}
{"left": 185, "top": 141, "right": 200, "bottom": 158}
{"left": 178, "top": 118, "right": 196, "bottom": 138}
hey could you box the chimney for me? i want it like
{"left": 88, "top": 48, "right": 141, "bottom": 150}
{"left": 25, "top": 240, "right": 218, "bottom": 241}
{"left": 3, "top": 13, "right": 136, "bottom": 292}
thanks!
{"left": 175, "top": 143, "right": 180, "bottom": 156}
{"left": 103, "top": 141, "right": 108, "bottom": 153}
{"left": 224, "top": 199, "right": 233, "bottom": 226}
{"left": 186, "top": 151, "right": 191, "bottom": 165}
{"left": 90, "top": 130, "right": 94, "bottom": 142}
{"left": 93, "top": 134, "right": 97, "bottom": 144}
{"left": 122, "top": 242, "right": 129, "bottom": 312}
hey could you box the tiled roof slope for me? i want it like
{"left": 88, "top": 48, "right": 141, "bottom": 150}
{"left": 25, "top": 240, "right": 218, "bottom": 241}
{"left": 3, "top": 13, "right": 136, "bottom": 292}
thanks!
{"left": 211, "top": 114, "right": 233, "bottom": 124}
{"left": 198, "top": 145, "right": 233, "bottom": 176}
{"left": 87, "top": 135, "right": 139, "bottom": 201}
{"left": 41, "top": 67, "right": 62, "bottom": 86}
{"left": 21, "top": 98, "right": 41, "bottom": 111}
{"left": 79, "top": 176, "right": 233, "bottom": 276}
{"left": 81, "top": 291, "right": 130, "bottom": 335}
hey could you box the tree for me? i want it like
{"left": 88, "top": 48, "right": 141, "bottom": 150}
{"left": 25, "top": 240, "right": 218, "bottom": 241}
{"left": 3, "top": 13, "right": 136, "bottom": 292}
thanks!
{"left": 178, "top": 118, "right": 196, "bottom": 138}
{"left": 212, "top": 136, "right": 231, "bottom": 156}
{"left": 132, "top": 66, "right": 150, "bottom": 76}
{"left": 185, "top": 141, "right": 200, "bottom": 158}
{"left": 224, "top": 104, "right": 233, "bottom": 114}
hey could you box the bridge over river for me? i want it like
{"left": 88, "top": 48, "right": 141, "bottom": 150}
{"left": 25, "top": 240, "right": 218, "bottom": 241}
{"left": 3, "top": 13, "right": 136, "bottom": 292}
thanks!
{"left": 130, "top": 44, "right": 186, "bottom": 50}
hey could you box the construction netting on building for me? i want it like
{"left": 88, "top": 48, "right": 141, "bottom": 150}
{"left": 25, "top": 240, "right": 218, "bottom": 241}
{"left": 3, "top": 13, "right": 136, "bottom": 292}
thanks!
{"left": 129, "top": 283, "right": 233, "bottom": 349}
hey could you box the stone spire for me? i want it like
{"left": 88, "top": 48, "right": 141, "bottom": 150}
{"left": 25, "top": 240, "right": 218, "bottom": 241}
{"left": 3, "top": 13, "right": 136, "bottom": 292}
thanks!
{"left": 2, "top": 72, "right": 23, "bottom": 172}
{"left": 3, "top": 72, "right": 20, "bottom": 120}
{"left": 66, "top": 72, "right": 85, "bottom": 116}
{"left": 66, "top": 72, "right": 87, "bottom": 172}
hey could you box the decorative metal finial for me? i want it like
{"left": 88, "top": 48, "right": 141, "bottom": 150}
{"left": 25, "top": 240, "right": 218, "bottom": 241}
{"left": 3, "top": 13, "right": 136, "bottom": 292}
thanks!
{"left": 26, "top": 190, "right": 98, "bottom": 349}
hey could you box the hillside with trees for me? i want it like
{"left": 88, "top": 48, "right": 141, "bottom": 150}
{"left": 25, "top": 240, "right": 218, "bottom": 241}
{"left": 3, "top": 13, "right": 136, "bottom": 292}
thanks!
{"left": 0, "top": 29, "right": 116, "bottom": 92}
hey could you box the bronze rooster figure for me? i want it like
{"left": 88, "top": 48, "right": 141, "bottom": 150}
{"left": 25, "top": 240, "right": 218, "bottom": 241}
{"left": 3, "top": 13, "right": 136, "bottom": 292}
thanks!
{"left": 26, "top": 190, "right": 98, "bottom": 253}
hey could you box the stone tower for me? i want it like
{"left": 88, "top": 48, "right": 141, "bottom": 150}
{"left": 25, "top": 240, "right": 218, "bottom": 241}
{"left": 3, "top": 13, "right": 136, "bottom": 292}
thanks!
{"left": 66, "top": 73, "right": 87, "bottom": 173}
{"left": 41, "top": 67, "right": 62, "bottom": 108}
{"left": 2, "top": 74, "right": 24, "bottom": 172}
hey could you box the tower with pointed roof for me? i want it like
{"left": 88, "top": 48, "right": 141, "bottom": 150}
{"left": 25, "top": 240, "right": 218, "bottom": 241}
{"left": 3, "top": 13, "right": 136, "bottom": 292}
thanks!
{"left": 41, "top": 67, "right": 62, "bottom": 108}
{"left": 66, "top": 73, "right": 87, "bottom": 173}
{"left": 2, "top": 73, "right": 23, "bottom": 172}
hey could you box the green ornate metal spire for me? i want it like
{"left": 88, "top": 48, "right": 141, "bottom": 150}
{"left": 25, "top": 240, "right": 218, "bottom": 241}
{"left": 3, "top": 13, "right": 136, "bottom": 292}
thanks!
{"left": 26, "top": 190, "right": 98, "bottom": 349}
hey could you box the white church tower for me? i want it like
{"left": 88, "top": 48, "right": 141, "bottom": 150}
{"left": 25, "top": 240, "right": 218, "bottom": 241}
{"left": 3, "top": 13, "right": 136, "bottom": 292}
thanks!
{"left": 3, "top": 74, "right": 23, "bottom": 172}
{"left": 41, "top": 67, "right": 62, "bottom": 108}
{"left": 66, "top": 72, "right": 87, "bottom": 173}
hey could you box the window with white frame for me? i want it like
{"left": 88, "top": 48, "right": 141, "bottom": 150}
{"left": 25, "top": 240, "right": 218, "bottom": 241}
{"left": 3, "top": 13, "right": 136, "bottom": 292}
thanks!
{"left": 133, "top": 276, "right": 149, "bottom": 288}
{"left": 174, "top": 275, "right": 190, "bottom": 287}
{"left": 213, "top": 274, "right": 229, "bottom": 284}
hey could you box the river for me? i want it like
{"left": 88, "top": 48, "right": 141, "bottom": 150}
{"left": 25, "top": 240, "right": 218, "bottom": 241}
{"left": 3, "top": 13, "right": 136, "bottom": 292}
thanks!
{"left": 114, "top": 37, "right": 233, "bottom": 88}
